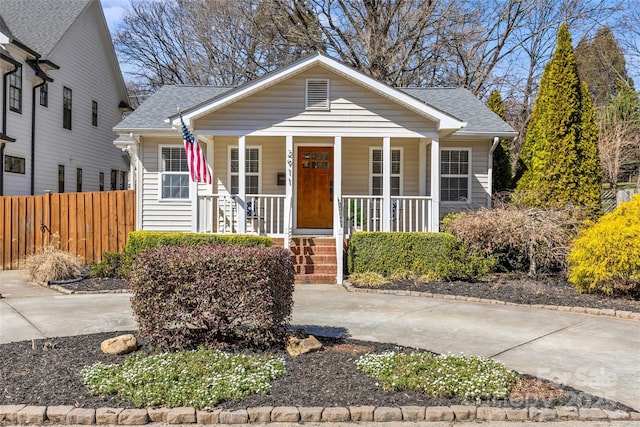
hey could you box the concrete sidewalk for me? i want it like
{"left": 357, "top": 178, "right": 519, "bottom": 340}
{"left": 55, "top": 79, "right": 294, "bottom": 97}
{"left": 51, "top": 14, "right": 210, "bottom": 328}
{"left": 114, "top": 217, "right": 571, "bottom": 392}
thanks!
{"left": 1, "top": 270, "right": 639, "bottom": 412}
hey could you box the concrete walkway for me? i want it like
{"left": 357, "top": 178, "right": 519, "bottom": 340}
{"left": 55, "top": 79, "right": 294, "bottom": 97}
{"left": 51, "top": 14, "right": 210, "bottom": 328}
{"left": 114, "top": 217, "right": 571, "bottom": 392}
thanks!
{"left": 1, "top": 270, "right": 639, "bottom": 412}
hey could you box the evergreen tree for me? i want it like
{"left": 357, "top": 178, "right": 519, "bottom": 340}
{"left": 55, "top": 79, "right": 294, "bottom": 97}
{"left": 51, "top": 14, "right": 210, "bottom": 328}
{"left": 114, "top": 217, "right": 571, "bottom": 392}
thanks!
{"left": 514, "top": 23, "right": 602, "bottom": 211}
{"left": 486, "top": 90, "right": 513, "bottom": 193}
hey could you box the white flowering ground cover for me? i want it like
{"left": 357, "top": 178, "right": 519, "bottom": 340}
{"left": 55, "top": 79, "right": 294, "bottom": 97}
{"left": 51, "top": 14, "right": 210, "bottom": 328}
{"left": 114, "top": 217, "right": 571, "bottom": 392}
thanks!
{"left": 81, "top": 349, "right": 286, "bottom": 409}
{"left": 356, "top": 350, "right": 519, "bottom": 403}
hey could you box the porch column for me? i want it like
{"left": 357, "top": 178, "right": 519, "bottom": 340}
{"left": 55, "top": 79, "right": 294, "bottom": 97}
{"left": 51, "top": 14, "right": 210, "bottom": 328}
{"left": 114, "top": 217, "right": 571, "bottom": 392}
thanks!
{"left": 284, "top": 135, "right": 293, "bottom": 250}
{"left": 419, "top": 138, "right": 428, "bottom": 196}
{"left": 382, "top": 136, "right": 391, "bottom": 232}
{"left": 237, "top": 135, "right": 247, "bottom": 233}
{"left": 430, "top": 137, "right": 440, "bottom": 232}
{"left": 334, "top": 136, "right": 343, "bottom": 284}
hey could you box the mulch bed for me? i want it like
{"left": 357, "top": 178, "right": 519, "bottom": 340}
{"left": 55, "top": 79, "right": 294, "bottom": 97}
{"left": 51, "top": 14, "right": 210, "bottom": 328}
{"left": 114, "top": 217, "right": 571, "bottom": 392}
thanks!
{"left": 1, "top": 273, "right": 637, "bottom": 412}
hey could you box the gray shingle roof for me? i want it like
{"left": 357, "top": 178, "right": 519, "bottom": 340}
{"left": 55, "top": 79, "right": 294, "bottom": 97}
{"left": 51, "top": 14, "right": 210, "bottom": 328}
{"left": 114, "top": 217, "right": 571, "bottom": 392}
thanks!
{"left": 115, "top": 84, "right": 516, "bottom": 136}
{"left": 114, "top": 86, "right": 233, "bottom": 131}
{"left": 0, "top": 0, "right": 91, "bottom": 56}
{"left": 401, "top": 88, "right": 516, "bottom": 135}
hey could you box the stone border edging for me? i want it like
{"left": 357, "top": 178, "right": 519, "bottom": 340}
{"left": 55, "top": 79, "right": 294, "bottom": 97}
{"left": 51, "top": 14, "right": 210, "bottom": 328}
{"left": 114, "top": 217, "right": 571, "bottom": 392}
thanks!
{"left": 47, "top": 285, "right": 129, "bottom": 295}
{"left": 1, "top": 404, "right": 639, "bottom": 425}
{"left": 342, "top": 282, "right": 640, "bottom": 321}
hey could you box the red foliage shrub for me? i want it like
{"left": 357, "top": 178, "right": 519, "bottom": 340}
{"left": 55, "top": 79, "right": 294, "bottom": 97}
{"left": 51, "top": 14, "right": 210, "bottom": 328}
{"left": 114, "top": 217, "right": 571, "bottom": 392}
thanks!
{"left": 129, "top": 244, "right": 294, "bottom": 351}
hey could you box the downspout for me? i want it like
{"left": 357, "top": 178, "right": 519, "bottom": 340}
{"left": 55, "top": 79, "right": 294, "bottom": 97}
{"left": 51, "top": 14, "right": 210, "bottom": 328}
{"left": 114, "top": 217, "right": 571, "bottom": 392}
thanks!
{"left": 28, "top": 59, "right": 51, "bottom": 195}
{"left": 1, "top": 66, "right": 19, "bottom": 196}
{"left": 487, "top": 136, "right": 500, "bottom": 208}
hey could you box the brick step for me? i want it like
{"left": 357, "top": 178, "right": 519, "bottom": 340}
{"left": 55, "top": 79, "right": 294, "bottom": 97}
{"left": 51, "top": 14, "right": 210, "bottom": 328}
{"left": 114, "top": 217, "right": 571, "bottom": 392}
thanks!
{"left": 293, "top": 264, "right": 337, "bottom": 275}
{"left": 290, "top": 254, "right": 337, "bottom": 264}
{"left": 290, "top": 246, "right": 336, "bottom": 256}
{"left": 294, "top": 274, "right": 337, "bottom": 285}
{"left": 290, "top": 237, "right": 335, "bottom": 246}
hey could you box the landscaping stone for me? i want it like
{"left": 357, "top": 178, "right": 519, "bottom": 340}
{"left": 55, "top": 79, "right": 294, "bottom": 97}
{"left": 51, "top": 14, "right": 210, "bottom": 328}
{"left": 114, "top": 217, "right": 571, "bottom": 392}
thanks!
{"left": 579, "top": 407, "right": 608, "bottom": 421}
{"left": 100, "top": 334, "right": 137, "bottom": 355}
{"left": 476, "top": 406, "right": 506, "bottom": 421}
{"left": 556, "top": 406, "right": 579, "bottom": 420}
{"left": 616, "top": 310, "right": 632, "bottom": 318}
{"left": 298, "top": 406, "right": 323, "bottom": 422}
{"left": 196, "top": 409, "right": 221, "bottom": 424}
{"left": 604, "top": 409, "right": 630, "bottom": 420}
{"left": 118, "top": 408, "right": 148, "bottom": 425}
{"left": 400, "top": 406, "right": 425, "bottom": 421}
{"left": 271, "top": 406, "right": 299, "bottom": 422}
{"left": 349, "top": 406, "right": 375, "bottom": 421}
{"left": 504, "top": 408, "right": 528, "bottom": 421}
{"left": 219, "top": 409, "right": 248, "bottom": 424}
{"left": 529, "top": 407, "right": 557, "bottom": 421}
{"left": 17, "top": 405, "right": 47, "bottom": 424}
{"left": 285, "top": 335, "right": 323, "bottom": 357}
{"left": 450, "top": 405, "right": 476, "bottom": 421}
{"left": 147, "top": 407, "right": 168, "bottom": 422}
{"left": 247, "top": 407, "right": 272, "bottom": 423}
{"left": 67, "top": 408, "right": 96, "bottom": 425}
{"left": 96, "top": 408, "right": 123, "bottom": 424}
{"left": 630, "top": 412, "right": 640, "bottom": 420}
{"left": 0, "top": 405, "right": 25, "bottom": 423}
{"left": 321, "top": 407, "right": 350, "bottom": 422}
{"left": 166, "top": 407, "right": 196, "bottom": 424}
{"left": 425, "top": 406, "right": 454, "bottom": 421}
{"left": 46, "top": 405, "right": 74, "bottom": 424}
{"left": 374, "top": 406, "right": 402, "bottom": 422}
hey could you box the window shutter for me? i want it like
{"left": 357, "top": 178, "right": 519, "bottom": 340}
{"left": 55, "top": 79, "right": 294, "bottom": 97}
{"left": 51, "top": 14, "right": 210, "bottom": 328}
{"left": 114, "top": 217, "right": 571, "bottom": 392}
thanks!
{"left": 306, "top": 79, "right": 329, "bottom": 110}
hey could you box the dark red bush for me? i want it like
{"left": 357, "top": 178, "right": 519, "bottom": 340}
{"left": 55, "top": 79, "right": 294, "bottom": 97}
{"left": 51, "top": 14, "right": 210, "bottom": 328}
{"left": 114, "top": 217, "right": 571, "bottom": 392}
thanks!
{"left": 129, "top": 243, "right": 294, "bottom": 351}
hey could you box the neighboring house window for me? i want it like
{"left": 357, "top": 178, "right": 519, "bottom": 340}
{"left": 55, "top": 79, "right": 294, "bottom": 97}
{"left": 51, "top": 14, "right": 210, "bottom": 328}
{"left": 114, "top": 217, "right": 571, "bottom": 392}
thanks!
{"left": 76, "top": 168, "right": 82, "bottom": 192}
{"left": 110, "top": 169, "right": 117, "bottom": 190}
{"left": 5, "top": 155, "right": 25, "bottom": 174}
{"left": 120, "top": 171, "right": 127, "bottom": 189}
{"left": 229, "top": 147, "right": 260, "bottom": 194}
{"left": 441, "top": 148, "right": 471, "bottom": 202}
{"left": 58, "top": 165, "right": 65, "bottom": 193}
{"left": 99, "top": 172, "right": 104, "bottom": 191}
{"left": 370, "top": 148, "right": 402, "bottom": 196}
{"left": 306, "top": 79, "right": 329, "bottom": 110}
{"left": 160, "top": 146, "right": 189, "bottom": 199}
{"left": 9, "top": 65, "right": 22, "bottom": 113}
{"left": 63, "top": 87, "right": 72, "bottom": 130}
{"left": 40, "top": 83, "right": 48, "bottom": 107}
{"left": 92, "top": 100, "right": 98, "bottom": 126}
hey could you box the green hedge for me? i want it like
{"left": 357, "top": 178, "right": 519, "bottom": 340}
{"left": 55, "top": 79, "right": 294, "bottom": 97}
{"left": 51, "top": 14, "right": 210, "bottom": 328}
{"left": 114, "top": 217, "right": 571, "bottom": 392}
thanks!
{"left": 347, "top": 232, "right": 494, "bottom": 282}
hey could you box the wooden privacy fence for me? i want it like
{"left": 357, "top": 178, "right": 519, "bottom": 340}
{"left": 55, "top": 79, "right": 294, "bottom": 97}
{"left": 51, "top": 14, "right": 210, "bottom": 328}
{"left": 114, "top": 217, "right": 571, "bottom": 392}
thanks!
{"left": 0, "top": 190, "right": 135, "bottom": 270}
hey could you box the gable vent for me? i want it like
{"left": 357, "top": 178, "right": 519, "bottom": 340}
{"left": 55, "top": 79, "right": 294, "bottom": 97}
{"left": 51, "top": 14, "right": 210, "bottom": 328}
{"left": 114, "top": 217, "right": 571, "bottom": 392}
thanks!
{"left": 306, "top": 79, "right": 330, "bottom": 110}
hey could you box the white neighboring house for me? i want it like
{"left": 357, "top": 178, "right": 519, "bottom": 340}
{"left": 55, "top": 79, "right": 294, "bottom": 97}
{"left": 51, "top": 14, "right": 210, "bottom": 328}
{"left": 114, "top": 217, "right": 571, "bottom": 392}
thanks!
{"left": 113, "top": 53, "right": 517, "bottom": 283}
{"left": 0, "top": 0, "right": 131, "bottom": 196}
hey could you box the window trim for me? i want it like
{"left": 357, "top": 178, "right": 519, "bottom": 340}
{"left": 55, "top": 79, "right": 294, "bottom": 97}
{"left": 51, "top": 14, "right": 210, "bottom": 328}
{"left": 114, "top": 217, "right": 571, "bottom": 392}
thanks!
{"left": 305, "top": 78, "right": 330, "bottom": 111}
{"left": 228, "top": 146, "right": 262, "bottom": 195}
{"left": 63, "top": 87, "right": 72, "bottom": 130}
{"left": 4, "top": 155, "right": 25, "bottom": 174}
{"left": 9, "top": 65, "right": 22, "bottom": 113}
{"left": 369, "top": 147, "right": 403, "bottom": 196}
{"left": 440, "top": 147, "right": 472, "bottom": 203}
{"left": 158, "top": 144, "right": 190, "bottom": 201}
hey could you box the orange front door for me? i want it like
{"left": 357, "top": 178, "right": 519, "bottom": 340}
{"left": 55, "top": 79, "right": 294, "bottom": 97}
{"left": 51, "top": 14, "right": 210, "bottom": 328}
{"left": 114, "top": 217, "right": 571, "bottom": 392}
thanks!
{"left": 297, "top": 147, "right": 333, "bottom": 229}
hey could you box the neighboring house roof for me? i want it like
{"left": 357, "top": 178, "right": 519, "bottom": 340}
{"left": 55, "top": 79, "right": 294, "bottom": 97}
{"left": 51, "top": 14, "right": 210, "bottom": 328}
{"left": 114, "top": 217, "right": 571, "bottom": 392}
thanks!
{"left": 403, "top": 88, "right": 517, "bottom": 136}
{"left": 0, "top": 0, "right": 91, "bottom": 57}
{"left": 115, "top": 86, "right": 233, "bottom": 132}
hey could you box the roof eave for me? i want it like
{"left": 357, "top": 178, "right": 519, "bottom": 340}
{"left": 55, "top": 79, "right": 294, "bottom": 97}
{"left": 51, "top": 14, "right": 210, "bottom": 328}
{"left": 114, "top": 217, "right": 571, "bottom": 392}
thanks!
{"left": 450, "top": 131, "right": 518, "bottom": 139}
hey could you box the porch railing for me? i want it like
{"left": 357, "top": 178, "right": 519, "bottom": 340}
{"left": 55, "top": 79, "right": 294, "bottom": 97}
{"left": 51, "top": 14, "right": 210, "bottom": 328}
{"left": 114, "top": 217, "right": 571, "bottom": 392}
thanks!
{"left": 198, "top": 194, "right": 286, "bottom": 236}
{"left": 342, "top": 195, "right": 432, "bottom": 235}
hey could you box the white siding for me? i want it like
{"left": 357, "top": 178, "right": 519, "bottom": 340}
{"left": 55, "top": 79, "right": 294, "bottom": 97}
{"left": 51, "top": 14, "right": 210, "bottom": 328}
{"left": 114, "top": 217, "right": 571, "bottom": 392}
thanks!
{"left": 2, "top": 1, "right": 129, "bottom": 195}
{"left": 196, "top": 68, "right": 438, "bottom": 137}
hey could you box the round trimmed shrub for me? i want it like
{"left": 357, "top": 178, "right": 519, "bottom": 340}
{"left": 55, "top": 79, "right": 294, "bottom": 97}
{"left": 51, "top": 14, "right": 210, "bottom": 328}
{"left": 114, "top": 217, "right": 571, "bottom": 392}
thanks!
{"left": 568, "top": 195, "right": 640, "bottom": 296}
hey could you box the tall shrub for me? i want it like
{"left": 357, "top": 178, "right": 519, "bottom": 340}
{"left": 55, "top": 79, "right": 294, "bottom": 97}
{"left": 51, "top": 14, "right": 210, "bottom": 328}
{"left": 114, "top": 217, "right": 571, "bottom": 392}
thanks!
{"left": 486, "top": 89, "right": 513, "bottom": 193}
{"left": 514, "top": 23, "right": 602, "bottom": 212}
{"left": 568, "top": 195, "right": 640, "bottom": 296}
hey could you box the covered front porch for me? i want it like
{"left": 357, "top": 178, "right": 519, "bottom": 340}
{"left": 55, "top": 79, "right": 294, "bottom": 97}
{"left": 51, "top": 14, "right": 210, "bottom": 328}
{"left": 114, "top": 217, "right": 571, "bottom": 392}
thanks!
{"left": 190, "top": 134, "right": 442, "bottom": 284}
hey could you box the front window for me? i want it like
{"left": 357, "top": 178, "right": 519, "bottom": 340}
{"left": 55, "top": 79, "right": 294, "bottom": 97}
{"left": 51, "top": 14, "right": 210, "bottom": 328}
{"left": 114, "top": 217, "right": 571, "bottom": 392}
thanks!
{"left": 63, "top": 87, "right": 72, "bottom": 130}
{"left": 371, "top": 148, "right": 401, "bottom": 196}
{"left": 110, "top": 169, "right": 117, "bottom": 190}
{"left": 229, "top": 147, "right": 260, "bottom": 194}
{"left": 161, "top": 146, "right": 189, "bottom": 199}
{"left": 9, "top": 65, "right": 22, "bottom": 113}
{"left": 441, "top": 149, "right": 471, "bottom": 202}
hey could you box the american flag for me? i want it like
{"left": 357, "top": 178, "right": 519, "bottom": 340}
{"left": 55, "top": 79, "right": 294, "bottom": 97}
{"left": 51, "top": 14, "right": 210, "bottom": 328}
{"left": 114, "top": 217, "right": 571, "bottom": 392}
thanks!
{"left": 180, "top": 114, "right": 212, "bottom": 184}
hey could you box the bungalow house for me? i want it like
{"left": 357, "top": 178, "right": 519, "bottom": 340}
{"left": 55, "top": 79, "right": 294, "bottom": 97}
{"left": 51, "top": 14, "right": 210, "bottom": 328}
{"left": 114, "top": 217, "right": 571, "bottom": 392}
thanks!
{"left": 0, "top": 0, "right": 131, "bottom": 196}
{"left": 113, "top": 54, "right": 517, "bottom": 284}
